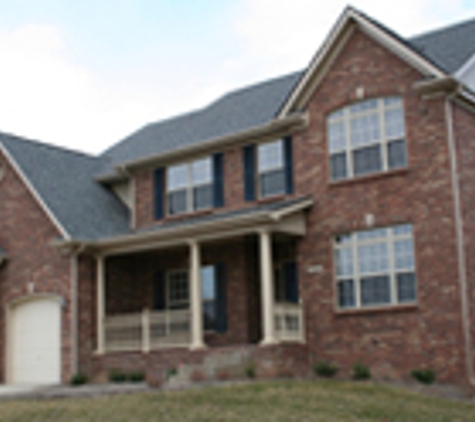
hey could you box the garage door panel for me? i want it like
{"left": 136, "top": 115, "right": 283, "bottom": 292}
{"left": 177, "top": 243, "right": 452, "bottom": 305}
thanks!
{"left": 10, "top": 298, "right": 61, "bottom": 385}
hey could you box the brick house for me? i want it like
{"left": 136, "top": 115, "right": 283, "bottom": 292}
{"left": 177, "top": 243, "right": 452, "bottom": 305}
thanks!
{"left": 2, "top": 6, "right": 475, "bottom": 388}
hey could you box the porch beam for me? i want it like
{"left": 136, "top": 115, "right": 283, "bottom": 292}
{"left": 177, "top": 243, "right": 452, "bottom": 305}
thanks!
{"left": 259, "top": 229, "right": 277, "bottom": 345}
{"left": 189, "top": 240, "right": 205, "bottom": 350}
{"left": 96, "top": 255, "right": 105, "bottom": 354}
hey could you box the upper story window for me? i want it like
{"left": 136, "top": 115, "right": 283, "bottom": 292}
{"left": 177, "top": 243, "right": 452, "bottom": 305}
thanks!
{"left": 166, "top": 157, "right": 214, "bottom": 215}
{"left": 243, "top": 137, "right": 293, "bottom": 201}
{"left": 258, "top": 140, "right": 286, "bottom": 197}
{"left": 334, "top": 224, "right": 416, "bottom": 310}
{"left": 328, "top": 97, "right": 407, "bottom": 181}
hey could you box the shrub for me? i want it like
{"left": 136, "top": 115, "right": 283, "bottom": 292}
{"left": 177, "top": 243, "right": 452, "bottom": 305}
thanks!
{"left": 245, "top": 361, "right": 256, "bottom": 379}
{"left": 128, "top": 371, "right": 145, "bottom": 382}
{"left": 411, "top": 368, "right": 436, "bottom": 385}
{"left": 70, "top": 373, "right": 88, "bottom": 386}
{"left": 314, "top": 360, "right": 338, "bottom": 378}
{"left": 108, "top": 369, "right": 127, "bottom": 383}
{"left": 166, "top": 367, "right": 178, "bottom": 379}
{"left": 352, "top": 362, "right": 371, "bottom": 380}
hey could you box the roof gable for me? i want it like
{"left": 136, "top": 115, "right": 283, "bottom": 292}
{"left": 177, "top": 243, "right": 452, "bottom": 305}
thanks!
{"left": 0, "top": 134, "right": 130, "bottom": 240}
{"left": 279, "top": 7, "right": 448, "bottom": 116}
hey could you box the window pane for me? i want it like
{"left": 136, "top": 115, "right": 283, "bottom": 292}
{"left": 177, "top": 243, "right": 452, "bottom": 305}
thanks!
{"left": 394, "top": 239, "right": 415, "bottom": 270}
{"left": 385, "top": 108, "right": 404, "bottom": 139}
{"left": 397, "top": 272, "right": 416, "bottom": 302}
{"left": 168, "top": 190, "right": 187, "bottom": 215}
{"left": 357, "top": 228, "right": 388, "bottom": 241}
{"left": 193, "top": 184, "right": 213, "bottom": 210}
{"left": 350, "top": 113, "right": 380, "bottom": 148}
{"left": 384, "top": 97, "right": 402, "bottom": 107}
{"left": 350, "top": 99, "right": 378, "bottom": 114}
{"left": 168, "top": 271, "right": 189, "bottom": 309}
{"left": 201, "top": 267, "right": 216, "bottom": 300}
{"left": 358, "top": 242, "right": 389, "bottom": 274}
{"left": 329, "top": 120, "right": 346, "bottom": 152}
{"left": 361, "top": 275, "right": 391, "bottom": 306}
{"left": 330, "top": 152, "right": 348, "bottom": 180}
{"left": 393, "top": 224, "right": 412, "bottom": 236}
{"left": 168, "top": 164, "right": 188, "bottom": 190}
{"left": 260, "top": 169, "right": 285, "bottom": 197}
{"left": 336, "top": 248, "right": 354, "bottom": 277}
{"left": 258, "top": 140, "right": 284, "bottom": 172}
{"left": 338, "top": 279, "right": 355, "bottom": 308}
{"left": 192, "top": 158, "right": 212, "bottom": 185}
{"left": 388, "top": 139, "right": 407, "bottom": 169}
{"left": 353, "top": 144, "right": 382, "bottom": 176}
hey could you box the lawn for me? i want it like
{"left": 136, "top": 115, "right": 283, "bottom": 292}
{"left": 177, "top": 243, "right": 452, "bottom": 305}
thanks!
{"left": 1, "top": 380, "right": 475, "bottom": 421}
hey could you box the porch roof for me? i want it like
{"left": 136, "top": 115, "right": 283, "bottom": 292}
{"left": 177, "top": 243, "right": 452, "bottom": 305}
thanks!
{"left": 59, "top": 196, "right": 313, "bottom": 256}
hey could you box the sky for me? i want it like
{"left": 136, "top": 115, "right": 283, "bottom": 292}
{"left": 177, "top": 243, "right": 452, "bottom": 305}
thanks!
{"left": 0, "top": 0, "right": 474, "bottom": 155}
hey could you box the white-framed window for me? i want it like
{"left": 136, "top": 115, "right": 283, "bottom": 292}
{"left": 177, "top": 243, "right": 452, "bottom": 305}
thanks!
{"left": 258, "top": 139, "right": 286, "bottom": 197}
{"left": 167, "top": 269, "right": 190, "bottom": 309}
{"left": 328, "top": 97, "right": 407, "bottom": 181}
{"left": 167, "top": 157, "right": 213, "bottom": 215}
{"left": 334, "top": 224, "right": 416, "bottom": 309}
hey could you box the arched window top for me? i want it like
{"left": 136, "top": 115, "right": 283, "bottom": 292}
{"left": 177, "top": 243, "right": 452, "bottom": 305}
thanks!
{"left": 327, "top": 97, "right": 407, "bottom": 180}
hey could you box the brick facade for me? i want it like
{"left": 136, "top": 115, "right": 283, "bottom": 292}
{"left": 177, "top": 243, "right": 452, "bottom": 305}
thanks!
{"left": 0, "top": 148, "right": 73, "bottom": 383}
{"left": 3, "top": 21, "right": 475, "bottom": 391}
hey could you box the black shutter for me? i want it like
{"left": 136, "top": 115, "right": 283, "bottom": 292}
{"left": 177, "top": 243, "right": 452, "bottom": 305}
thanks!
{"left": 284, "top": 136, "right": 294, "bottom": 194}
{"left": 153, "top": 270, "right": 166, "bottom": 310}
{"left": 243, "top": 144, "right": 256, "bottom": 201}
{"left": 215, "top": 263, "right": 227, "bottom": 333}
{"left": 153, "top": 167, "right": 165, "bottom": 219}
{"left": 284, "top": 261, "right": 299, "bottom": 303}
{"left": 213, "top": 153, "right": 224, "bottom": 208}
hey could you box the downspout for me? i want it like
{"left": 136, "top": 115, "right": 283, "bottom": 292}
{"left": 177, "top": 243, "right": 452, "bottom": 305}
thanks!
{"left": 445, "top": 96, "right": 475, "bottom": 386}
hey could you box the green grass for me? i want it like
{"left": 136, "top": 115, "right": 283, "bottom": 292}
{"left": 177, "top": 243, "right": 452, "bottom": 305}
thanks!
{"left": 1, "top": 380, "right": 475, "bottom": 421}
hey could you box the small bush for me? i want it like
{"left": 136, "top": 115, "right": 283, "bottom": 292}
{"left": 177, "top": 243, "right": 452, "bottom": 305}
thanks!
{"left": 352, "top": 362, "right": 371, "bottom": 380}
{"left": 411, "top": 368, "right": 436, "bottom": 385}
{"left": 70, "top": 373, "right": 88, "bottom": 386}
{"left": 166, "top": 367, "right": 178, "bottom": 380}
{"left": 108, "top": 369, "right": 127, "bottom": 383}
{"left": 245, "top": 361, "right": 256, "bottom": 379}
{"left": 314, "top": 360, "right": 338, "bottom": 378}
{"left": 127, "top": 371, "right": 145, "bottom": 382}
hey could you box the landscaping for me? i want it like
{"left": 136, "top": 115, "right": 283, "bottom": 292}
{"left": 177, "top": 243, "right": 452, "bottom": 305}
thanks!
{"left": 1, "top": 380, "right": 475, "bottom": 421}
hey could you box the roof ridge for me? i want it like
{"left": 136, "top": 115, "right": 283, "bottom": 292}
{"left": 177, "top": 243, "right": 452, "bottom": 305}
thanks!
{"left": 409, "top": 14, "right": 475, "bottom": 41}
{"left": 0, "top": 131, "right": 99, "bottom": 161}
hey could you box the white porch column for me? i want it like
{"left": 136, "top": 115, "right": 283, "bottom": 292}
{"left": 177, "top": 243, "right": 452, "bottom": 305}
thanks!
{"left": 259, "top": 229, "right": 277, "bottom": 345}
{"left": 96, "top": 255, "right": 105, "bottom": 354}
{"left": 189, "top": 240, "right": 205, "bottom": 350}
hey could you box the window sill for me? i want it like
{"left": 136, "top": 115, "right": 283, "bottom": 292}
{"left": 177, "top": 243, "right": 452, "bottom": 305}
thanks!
{"left": 329, "top": 168, "right": 409, "bottom": 188}
{"left": 255, "top": 193, "right": 291, "bottom": 205}
{"left": 162, "top": 208, "right": 214, "bottom": 223}
{"left": 334, "top": 302, "right": 417, "bottom": 317}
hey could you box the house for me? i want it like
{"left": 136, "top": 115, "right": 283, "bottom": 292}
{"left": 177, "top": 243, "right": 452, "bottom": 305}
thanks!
{"left": 1, "top": 6, "right": 475, "bottom": 389}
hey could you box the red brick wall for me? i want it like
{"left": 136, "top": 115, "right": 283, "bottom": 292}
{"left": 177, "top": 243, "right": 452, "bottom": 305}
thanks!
{"left": 0, "top": 148, "right": 73, "bottom": 383}
{"left": 291, "top": 28, "right": 466, "bottom": 385}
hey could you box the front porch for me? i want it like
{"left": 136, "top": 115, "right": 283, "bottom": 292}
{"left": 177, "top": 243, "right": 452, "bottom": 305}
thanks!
{"left": 98, "top": 234, "right": 306, "bottom": 354}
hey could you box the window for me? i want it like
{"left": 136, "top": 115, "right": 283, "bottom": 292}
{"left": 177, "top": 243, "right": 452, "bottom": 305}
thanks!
{"left": 167, "top": 157, "right": 213, "bottom": 215}
{"left": 274, "top": 261, "right": 299, "bottom": 303}
{"left": 334, "top": 224, "right": 416, "bottom": 309}
{"left": 258, "top": 140, "right": 286, "bottom": 197}
{"left": 164, "top": 266, "right": 223, "bottom": 331}
{"left": 328, "top": 97, "right": 407, "bottom": 180}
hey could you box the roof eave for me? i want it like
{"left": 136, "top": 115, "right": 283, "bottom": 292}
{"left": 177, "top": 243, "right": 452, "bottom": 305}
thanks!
{"left": 101, "top": 112, "right": 308, "bottom": 177}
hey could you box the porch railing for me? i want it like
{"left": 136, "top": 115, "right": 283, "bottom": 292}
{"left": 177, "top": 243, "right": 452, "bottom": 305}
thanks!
{"left": 104, "top": 309, "right": 191, "bottom": 352}
{"left": 274, "top": 303, "right": 305, "bottom": 342}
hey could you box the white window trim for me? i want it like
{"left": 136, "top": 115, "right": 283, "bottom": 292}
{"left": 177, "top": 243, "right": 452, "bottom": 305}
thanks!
{"left": 167, "top": 157, "right": 213, "bottom": 215}
{"left": 328, "top": 97, "right": 407, "bottom": 180}
{"left": 257, "top": 139, "right": 286, "bottom": 198}
{"left": 334, "top": 225, "right": 417, "bottom": 310}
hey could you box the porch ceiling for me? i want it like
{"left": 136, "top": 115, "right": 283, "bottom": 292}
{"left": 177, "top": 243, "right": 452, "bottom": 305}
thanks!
{"left": 58, "top": 196, "right": 313, "bottom": 257}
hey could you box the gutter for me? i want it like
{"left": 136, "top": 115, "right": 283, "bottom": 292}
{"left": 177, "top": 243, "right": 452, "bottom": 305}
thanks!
{"left": 96, "top": 112, "right": 308, "bottom": 182}
{"left": 445, "top": 96, "right": 475, "bottom": 386}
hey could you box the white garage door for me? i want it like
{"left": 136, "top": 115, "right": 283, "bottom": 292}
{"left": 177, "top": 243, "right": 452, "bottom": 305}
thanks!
{"left": 10, "top": 298, "right": 61, "bottom": 385}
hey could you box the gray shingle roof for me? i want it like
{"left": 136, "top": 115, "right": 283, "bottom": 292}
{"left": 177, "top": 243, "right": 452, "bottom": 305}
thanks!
{"left": 0, "top": 134, "right": 130, "bottom": 240}
{"left": 98, "top": 71, "right": 303, "bottom": 177}
{"left": 408, "top": 16, "right": 475, "bottom": 74}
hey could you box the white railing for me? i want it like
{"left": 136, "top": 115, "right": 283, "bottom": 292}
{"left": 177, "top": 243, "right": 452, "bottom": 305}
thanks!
{"left": 274, "top": 303, "right": 305, "bottom": 342}
{"left": 104, "top": 309, "right": 191, "bottom": 352}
